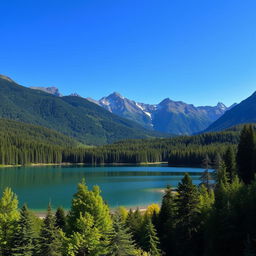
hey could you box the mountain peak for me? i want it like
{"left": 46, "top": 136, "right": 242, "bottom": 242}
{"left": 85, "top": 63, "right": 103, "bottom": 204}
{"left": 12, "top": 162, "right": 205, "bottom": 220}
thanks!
{"left": 216, "top": 102, "right": 227, "bottom": 110}
{"left": 108, "top": 92, "right": 124, "bottom": 99}
{"left": 159, "top": 98, "right": 172, "bottom": 105}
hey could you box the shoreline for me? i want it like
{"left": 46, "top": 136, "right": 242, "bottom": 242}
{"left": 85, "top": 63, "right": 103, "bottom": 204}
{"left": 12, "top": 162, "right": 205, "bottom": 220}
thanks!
{"left": 0, "top": 162, "right": 168, "bottom": 168}
{"left": 0, "top": 161, "right": 205, "bottom": 169}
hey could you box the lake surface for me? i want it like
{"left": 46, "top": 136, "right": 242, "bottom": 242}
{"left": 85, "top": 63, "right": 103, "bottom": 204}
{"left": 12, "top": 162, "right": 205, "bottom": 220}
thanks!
{"left": 0, "top": 165, "right": 207, "bottom": 210}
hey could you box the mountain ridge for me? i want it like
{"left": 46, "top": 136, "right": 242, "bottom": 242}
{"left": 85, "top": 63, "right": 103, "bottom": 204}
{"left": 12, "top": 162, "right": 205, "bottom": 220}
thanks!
{"left": 205, "top": 91, "right": 256, "bottom": 132}
{"left": 29, "top": 84, "right": 236, "bottom": 134}
{"left": 0, "top": 75, "right": 163, "bottom": 145}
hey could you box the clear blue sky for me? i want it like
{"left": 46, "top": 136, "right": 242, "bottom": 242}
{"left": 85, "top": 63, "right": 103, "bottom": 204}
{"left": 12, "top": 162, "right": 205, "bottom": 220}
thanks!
{"left": 1, "top": 0, "right": 255, "bottom": 106}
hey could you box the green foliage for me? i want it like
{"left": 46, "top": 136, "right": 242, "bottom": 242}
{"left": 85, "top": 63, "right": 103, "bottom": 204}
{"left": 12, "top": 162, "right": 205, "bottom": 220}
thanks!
{"left": 67, "top": 180, "right": 112, "bottom": 254}
{"left": 157, "top": 186, "right": 176, "bottom": 254}
{"left": 175, "top": 173, "right": 200, "bottom": 255}
{"left": 55, "top": 207, "right": 66, "bottom": 231}
{"left": 12, "top": 204, "right": 37, "bottom": 256}
{"left": 67, "top": 180, "right": 112, "bottom": 234}
{"left": 0, "top": 118, "right": 241, "bottom": 166}
{"left": 223, "top": 146, "right": 237, "bottom": 182}
{"left": 37, "top": 204, "right": 63, "bottom": 256}
{"left": 64, "top": 213, "right": 102, "bottom": 256}
{"left": 126, "top": 209, "right": 144, "bottom": 247}
{"left": 108, "top": 213, "right": 137, "bottom": 256}
{"left": 142, "top": 218, "right": 161, "bottom": 256}
{"left": 0, "top": 188, "right": 20, "bottom": 256}
{"left": 237, "top": 125, "right": 256, "bottom": 184}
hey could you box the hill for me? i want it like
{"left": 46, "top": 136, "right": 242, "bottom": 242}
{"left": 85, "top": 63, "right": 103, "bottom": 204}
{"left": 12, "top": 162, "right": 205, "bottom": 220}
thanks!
{"left": 0, "top": 75, "right": 163, "bottom": 145}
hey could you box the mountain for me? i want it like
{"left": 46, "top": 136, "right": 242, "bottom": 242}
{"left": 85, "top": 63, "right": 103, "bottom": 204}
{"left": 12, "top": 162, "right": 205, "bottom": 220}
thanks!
{"left": 92, "top": 92, "right": 230, "bottom": 135}
{"left": 205, "top": 91, "right": 256, "bottom": 132}
{"left": 30, "top": 86, "right": 63, "bottom": 97}
{"left": 0, "top": 75, "right": 162, "bottom": 145}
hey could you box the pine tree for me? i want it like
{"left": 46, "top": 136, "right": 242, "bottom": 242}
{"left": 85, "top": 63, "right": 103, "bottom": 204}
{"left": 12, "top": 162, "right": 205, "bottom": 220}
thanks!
{"left": 237, "top": 125, "right": 256, "bottom": 184}
{"left": 175, "top": 173, "right": 200, "bottom": 255}
{"left": 126, "top": 208, "right": 143, "bottom": 247}
{"left": 67, "top": 180, "right": 112, "bottom": 254}
{"left": 223, "top": 146, "right": 237, "bottom": 182}
{"left": 65, "top": 212, "right": 101, "bottom": 256}
{"left": 0, "top": 188, "right": 20, "bottom": 256}
{"left": 12, "top": 204, "right": 36, "bottom": 256}
{"left": 68, "top": 180, "right": 112, "bottom": 234}
{"left": 108, "top": 213, "right": 137, "bottom": 256}
{"left": 143, "top": 218, "right": 161, "bottom": 256}
{"left": 158, "top": 185, "right": 176, "bottom": 254}
{"left": 55, "top": 207, "right": 66, "bottom": 231}
{"left": 37, "top": 204, "right": 63, "bottom": 256}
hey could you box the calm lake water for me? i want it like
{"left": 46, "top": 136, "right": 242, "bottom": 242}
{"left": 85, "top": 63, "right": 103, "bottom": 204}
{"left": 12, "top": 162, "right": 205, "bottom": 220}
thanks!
{"left": 0, "top": 165, "right": 207, "bottom": 210}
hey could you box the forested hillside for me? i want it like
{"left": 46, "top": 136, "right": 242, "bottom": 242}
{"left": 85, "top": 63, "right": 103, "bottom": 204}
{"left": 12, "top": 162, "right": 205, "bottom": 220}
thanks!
{"left": 0, "top": 119, "right": 79, "bottom": 165}
{"left": 0, "top": 118, "right": 247, "bottom": 166}
{"left": 0, "top": 75, "right": 162, "bottom": 145}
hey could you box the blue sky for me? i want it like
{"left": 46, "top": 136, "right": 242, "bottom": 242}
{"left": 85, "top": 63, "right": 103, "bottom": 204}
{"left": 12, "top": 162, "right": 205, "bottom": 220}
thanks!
{"left": 0, "top": 0, "right": 255, "bottom": 106}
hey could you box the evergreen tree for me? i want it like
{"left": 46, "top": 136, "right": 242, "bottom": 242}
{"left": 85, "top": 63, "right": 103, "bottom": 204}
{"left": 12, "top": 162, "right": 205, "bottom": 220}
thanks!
{"left": 68, "top": 180, "right": 112, "bottom": 234}
{"left": 175, "top": 173, "right": 200, "bottom": 256}
{"left": 237, "top": 125, "right": 256, "bottom": 184}
{"left": 12, "top": 204, "right": 36, "bottom": 256}
{"left": 115, "top": 206, "right": 128, "bottom": 223}
{"left": 65, "top": 212, "right": 101, "bottom": 256}
{"left": 158, "top": 185, "right": 176, "bottom": 254}
{"left": 0, "top": 188, "right": 20, "bottom": 256}
{"left": 37, "top": 204, "right": 63, "bottom": 256}
{"left": 67, "top": 180, "right": 112, "bottom": 254}
{"left": 223, "top": 146, "right": 237, "bottom": 182}
{"left": 55, "top": 207, "right": 66, "bottom": 231}
{"left": 143, "top": 218, "right": 161, "bottom": 256}
{"left": 108, "top": 213, "right": 137, "bottom": 256}
{"left": 126, "top": 209, "right": 143, "bottom": 247}
{"left": 200, "top": 154, "right": 213, "bottom": 189}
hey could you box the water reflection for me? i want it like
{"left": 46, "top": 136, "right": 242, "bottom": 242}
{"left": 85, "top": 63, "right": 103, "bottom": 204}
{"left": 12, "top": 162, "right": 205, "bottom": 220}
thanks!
{"left": 0, "top": 165, "right": 208, "bottom": 210}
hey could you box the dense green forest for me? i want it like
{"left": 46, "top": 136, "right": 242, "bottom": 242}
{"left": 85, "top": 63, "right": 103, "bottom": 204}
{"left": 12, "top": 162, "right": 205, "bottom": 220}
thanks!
{"left": 1, "top": 125, "right": 256, "bottom": 255}
{"left": 0, "top": 118, "right": 243, "bottom": 166}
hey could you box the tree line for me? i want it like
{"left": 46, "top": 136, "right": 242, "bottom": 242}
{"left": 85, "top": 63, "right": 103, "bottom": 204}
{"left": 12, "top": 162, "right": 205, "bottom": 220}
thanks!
{"left": 0, "top": 121, "right": 241, "bottom": 165}
{"left": 1, "top": 124, "right": 256, "bottom": 255}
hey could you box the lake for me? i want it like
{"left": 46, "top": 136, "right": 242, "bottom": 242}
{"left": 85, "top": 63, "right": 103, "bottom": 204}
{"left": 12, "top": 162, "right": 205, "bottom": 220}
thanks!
{"left": 0, "top": 165, "right": 208, "bottom": 210}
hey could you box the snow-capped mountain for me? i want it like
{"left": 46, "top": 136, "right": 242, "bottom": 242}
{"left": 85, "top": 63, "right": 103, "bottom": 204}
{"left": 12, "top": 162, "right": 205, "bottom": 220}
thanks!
{"left": 91, "top": 92, "right": 232, "bottom": 134}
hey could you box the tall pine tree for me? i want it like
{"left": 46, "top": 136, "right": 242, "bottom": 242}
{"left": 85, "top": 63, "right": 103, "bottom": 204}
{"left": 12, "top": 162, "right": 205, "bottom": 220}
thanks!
{"left": 158, "top": 185, "right": 176, "bottom": 255}
{"left": 175, "top": 173, "right": 200, "bottom": 256}
{"left": 237, "top": 125, "right": 256, "bottom": 184}
{"left": 0, "top": 188, "right": 20, "bottom": 256}
{"left": 12, "top": 204, "right": 36, "bottom": 256}
{"left": 37, "top": 204, "right": 63, "bottom": 256}
{"left": 108, "top": 213, "right": 137, "bottom": 256}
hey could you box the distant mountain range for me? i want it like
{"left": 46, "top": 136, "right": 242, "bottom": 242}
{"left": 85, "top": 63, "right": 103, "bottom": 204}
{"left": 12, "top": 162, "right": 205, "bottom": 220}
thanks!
{"left": 91, "top": 92, "right": 234, "bottom": 135}
{"left": 29, "top": 85, "right": 236, "bottom": 135}
{"left": 11, "top": 75, "right": 256, "bottom": 139}
{"left": 0, "top": 75, "right": 161, "bottom": 145}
